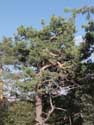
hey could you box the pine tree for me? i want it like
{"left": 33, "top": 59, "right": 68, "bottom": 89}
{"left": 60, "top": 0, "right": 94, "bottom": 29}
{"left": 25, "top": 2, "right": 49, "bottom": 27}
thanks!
{"left": 1, "top": 6, "right": 94, "bottom": 125}
{"left": 13, "top": 15, "right": 82, "bottom": 125}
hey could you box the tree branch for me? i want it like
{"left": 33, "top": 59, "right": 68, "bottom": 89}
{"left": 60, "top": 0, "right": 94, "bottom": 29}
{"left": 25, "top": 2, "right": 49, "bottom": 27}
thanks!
{"left": 44, "top": 96, "right": 66, "bottom": 123}
{"left": 55, "top": 107, "right": 66, "bottom": 111}
{"left": 44, "top": 96, "right": 55, "bottom": 122}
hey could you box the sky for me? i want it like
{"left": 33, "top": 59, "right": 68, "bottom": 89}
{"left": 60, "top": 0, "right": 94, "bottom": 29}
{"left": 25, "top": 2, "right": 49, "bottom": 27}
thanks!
{"left": 0, "top": 0, "right": 94, "bottom": 40}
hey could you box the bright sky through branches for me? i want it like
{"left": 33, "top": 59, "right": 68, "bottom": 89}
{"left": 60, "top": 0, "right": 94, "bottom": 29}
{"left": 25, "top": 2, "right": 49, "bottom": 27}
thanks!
{"left": 0, "top": 0, "right": 94, "bottom": 40}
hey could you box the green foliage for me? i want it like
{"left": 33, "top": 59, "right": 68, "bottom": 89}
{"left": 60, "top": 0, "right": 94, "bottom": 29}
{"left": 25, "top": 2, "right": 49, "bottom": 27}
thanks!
{"left": 0, "top": 37, "right": 16, "bottom": 64}
{"left": 65, "top": 6, "right": 94, "bottom": 20}
{"left": 1, "top": 101, "right": 35, "bottom": 125}
{"left": 0, "top": 14, "right": 80, "bottom": 125}
{"left": 0, "top": 6, "right": 94, "bottom": 124}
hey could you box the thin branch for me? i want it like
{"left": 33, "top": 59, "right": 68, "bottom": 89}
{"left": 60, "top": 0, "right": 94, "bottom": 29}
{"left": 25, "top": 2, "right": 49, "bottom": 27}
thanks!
{"left": 78, "top": 73, "right": 94, "bottom": 82}
{"left": 44, "top": 96, "right": 55, "bottom": 122}
{"left": 69, "top": 115, "right": 72, "bottom": 125}
{"left": 57, "top": 61, "right": 64, "bottom": 68}
{"left": 55, "top": 107, "right": 66, "bottom": 112}
{"left": 40, "top": 64, "right": 51, "bottom": 72}
{"left": 44, "top": 96, "right": 66, "bottom": 123}
{"left": 36, "top": 64, "right": 51, "bottom": 77}
{"left": 49, "top": 52, "right": 58, "bottom": 57}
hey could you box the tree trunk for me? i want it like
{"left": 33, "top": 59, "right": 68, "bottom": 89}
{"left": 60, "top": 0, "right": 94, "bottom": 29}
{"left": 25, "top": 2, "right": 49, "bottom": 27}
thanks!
{"left": 35, "top": 95, "right": 43, "bottom": 125}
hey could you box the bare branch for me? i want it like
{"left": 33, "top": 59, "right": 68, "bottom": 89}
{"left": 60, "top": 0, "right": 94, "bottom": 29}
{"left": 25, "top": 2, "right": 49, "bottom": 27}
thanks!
{"left": 40, "top": 64, "right": 51, "bottom": 72}
{"left": 44, "top": 96, "right": 66, "bottom": 123}
{"left": 69, "top": 115, "right": 72, "bottom": 125}
{"left": 36, "top": 64, "right": 51, "bottom": 77}
{"left": 55, "top": 107, "right": 66, "bottom": 112}
{"left": 57, "top": 61, "right": 64, "bottom": 68}
{"left": 44, "top": 96, "right": 55, "bottom": 122}
{"left": 49, "top": 52, "right": 58, "bottom": 57}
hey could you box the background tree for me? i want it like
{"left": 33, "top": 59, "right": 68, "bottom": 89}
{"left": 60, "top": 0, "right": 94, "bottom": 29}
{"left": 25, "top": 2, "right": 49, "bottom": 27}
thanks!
{"left": 79, "top": 12, "right": 94, "bottom": 125}
{"left": 67, "top": 6, "right": 94, "bottom": 125}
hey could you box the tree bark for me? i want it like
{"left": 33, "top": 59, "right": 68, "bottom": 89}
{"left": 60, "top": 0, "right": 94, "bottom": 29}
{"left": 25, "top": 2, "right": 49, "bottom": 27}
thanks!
{"left": 35, "top": 95, "right": 43, "bottom": 125}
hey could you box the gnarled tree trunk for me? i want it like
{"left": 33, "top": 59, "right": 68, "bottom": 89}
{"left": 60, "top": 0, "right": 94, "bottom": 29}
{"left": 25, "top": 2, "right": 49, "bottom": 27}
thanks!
{"left": 35, "top": 95, "right": 43, "bottom": 125}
